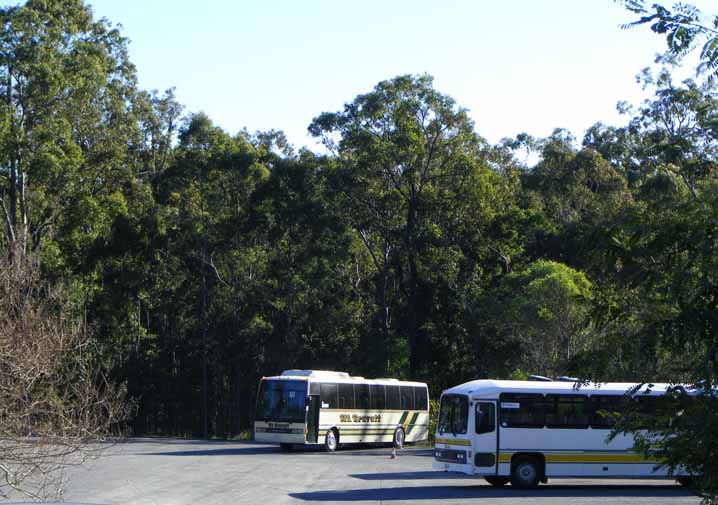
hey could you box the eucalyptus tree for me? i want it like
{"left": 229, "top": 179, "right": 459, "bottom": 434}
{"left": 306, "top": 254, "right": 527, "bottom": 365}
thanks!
{"left": 310, "top": 74, "right": 500, "bottom": 378}
{"left": 0, "top": 0, "right": 140, "bottom": 262}
{"left": 481, "top": 260, "right": 592, "bottom": 377}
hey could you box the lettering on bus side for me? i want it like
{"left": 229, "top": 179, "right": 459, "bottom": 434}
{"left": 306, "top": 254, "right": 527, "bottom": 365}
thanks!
{"left": 339, "top": 414, "right": 382, "bottom": 423}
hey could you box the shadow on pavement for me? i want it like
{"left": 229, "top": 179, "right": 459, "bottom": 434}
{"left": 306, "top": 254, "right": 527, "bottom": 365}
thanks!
{"left": 137, "top": 446, "right": 280, "bottom": 456}
{"left": 289, "top": 484, "right": 694, "bottom": 501}
{"left": 327, "top": 448, "right": 433, "bottom": 457}
{"left": 350, "top": 471, "right": 466, "bottom": 480}
{"left": 118, "top": 437, "right": 252, "bottom": 446}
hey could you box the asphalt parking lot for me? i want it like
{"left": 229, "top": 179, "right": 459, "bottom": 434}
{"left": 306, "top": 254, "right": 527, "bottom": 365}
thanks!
{"left": 63, "top": 439, "right": 699, "bottom": 505}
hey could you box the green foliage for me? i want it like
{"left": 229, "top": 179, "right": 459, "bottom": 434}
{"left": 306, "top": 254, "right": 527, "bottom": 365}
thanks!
{"left": 428, "top": 398, "right": 439, "bottom": 442}
{"left": 619, "top": 1, "right": 718, "bottom": 81}
{"left": 481, "top": 260, "right": 593, "bottom": 376}
{"left": 1, "top": 3, "right": 716, "bottom": 499}
{"left": 309, "top": 74, "right": 502, "bottom": 381}
{"left": 508, "top": 369, "right": 529, "bottom": 381}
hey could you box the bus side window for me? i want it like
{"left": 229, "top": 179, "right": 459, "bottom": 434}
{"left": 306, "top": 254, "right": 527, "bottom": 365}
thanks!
{"left": 499, "top": 393, "right": 544, "bottom": 428}
{"left": 475, "top": 402, "right": 495, "bottom": 434}
{"left": 386, "top": 386, "right": 401, "bottom": 410}
{"left": 338, "top": 383, "right": 354, "bottom": 409}
{"left": 414, "top": 386, "right": 428, "bottom": 411}
{"left": 309, "top": 382, "right": 320, "bottom": 395}
{"left": 320, "top": 383, "right": 338, "bottom": 408}
{"left": 545, "top": 394, "right": 590, "bottom": 429}
{"left": 370, "top": 385, "right": 386, "bottom": 410}
{"left": 400, "top": 386, "right": 415, "bottom": 410}
{"left": 355, "top": 384, "right": 370, "bottom": 409}
{"left": 590, "top": 395, "right": 625, "bottom": 429}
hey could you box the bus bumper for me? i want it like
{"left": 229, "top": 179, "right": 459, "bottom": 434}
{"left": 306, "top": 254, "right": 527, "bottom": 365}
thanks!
{"left": 254, "top": 421, "right": 305, "bottom": 444}
{"left": 432, "top": 460, "right": 475, "bottom": 475}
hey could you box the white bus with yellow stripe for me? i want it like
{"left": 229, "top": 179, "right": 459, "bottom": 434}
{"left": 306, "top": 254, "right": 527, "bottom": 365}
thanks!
{"left": 433, "top": 379, "right": 689, "bottom": 488}
{"left": 255, "top": 370, "right": 429, "bottom": 451}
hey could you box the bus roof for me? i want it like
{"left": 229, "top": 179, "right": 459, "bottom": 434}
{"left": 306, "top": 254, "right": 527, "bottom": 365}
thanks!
{"left": 444, "top": 379, "right": 683, "bottom": 399}
{"left": 261, "top": 370, "right": 427, "bottom": 387}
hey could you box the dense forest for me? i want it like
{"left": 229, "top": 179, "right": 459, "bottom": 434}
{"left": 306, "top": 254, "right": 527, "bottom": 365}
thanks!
{"left": 1, "top": 0, "right": 718, "bottom": 498}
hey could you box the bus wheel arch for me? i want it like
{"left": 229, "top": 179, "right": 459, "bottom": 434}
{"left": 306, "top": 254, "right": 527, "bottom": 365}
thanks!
{"left": 510, "top": 453, "right": 545, "bottom": 489}
{"left": 324, "top": 428, "right": 339, "bottom": 452}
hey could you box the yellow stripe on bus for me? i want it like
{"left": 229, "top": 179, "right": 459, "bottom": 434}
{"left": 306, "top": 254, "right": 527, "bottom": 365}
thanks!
{"left": 435, "top": 437, "right": 471, "bottom": 446}
{"left": 498, "top": 452, "right": 658, "bottom": 464}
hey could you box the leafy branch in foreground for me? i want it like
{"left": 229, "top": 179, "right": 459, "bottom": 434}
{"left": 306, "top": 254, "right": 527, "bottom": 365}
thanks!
{"left": 0, "top": 254, "right": 131, "bottom": 501}
{"left": 618, "top": 1, "right": 718, "bottom": 81}
{"left": 607, "top": 386, "right": 718, "bottom": 503}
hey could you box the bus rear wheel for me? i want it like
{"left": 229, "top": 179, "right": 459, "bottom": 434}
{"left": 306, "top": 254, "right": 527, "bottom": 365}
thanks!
{"left": 485, "top": 476, "right": 509, "bottom": 487}
{"left": 393, "top": 427, "right": 405, "bottom": 449}
{"left": 510, "top": 456, "right": 541, "bottom": 489}
{"left": 324, "top": 429, "right": 338, "bottom": 452}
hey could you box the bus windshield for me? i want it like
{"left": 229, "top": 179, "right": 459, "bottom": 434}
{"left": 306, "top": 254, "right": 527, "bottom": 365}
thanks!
{"left": 256, "top": 380, "right": 308, "bottom": 422}
{"left": 437, "top": 394, "right": 468, "bottom": 435}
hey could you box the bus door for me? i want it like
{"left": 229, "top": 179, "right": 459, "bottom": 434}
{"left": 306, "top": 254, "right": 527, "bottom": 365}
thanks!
{"left": 306, "top": 395, "right": 320, "bottom": 443}
{"left": 472, "top": 400, "right": 498, "bottom": 474}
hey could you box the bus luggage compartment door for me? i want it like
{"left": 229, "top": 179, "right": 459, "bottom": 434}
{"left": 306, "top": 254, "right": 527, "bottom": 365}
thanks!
{"left": 306, "top": 395, "right": 320, "bottom": 443}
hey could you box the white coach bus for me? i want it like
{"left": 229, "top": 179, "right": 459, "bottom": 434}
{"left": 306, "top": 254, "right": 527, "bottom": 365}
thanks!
{"left": 433, "top": 379, "right": 690, "bottom": 488}
{"left": 254, "top": 370, "right": 429, "bottom": 451}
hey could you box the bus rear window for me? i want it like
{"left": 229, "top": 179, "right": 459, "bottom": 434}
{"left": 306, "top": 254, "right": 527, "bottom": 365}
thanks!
{"left": 437, "top": 394, "right": 468, "bottom": 435}
{"left": 256, "top": 380, "right": 307, "bottom": 422}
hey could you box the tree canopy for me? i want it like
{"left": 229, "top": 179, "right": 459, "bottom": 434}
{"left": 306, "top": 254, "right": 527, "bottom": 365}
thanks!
{"left": 1, "top": 0, "right": 718, "bottom": 501}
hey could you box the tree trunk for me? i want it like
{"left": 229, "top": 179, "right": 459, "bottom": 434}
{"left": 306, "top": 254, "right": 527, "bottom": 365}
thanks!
{"left": 406, "top": 201, "right": 421, "bottom": 378}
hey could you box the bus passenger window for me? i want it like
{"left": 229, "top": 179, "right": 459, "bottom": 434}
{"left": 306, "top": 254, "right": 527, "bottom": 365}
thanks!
{"left": 338, "top": 383, "right": 354, "bottom": 409}
{"left": 414, "top": 387, "right": 428, "bottom": 410}
{"left": 370, "top": 385, "right": 386, "bottom": 410}
{"left": 401, "top": 386, "right": 415, "bottom": 410}
{"left": 590, "top": 395, "right": 626, "bottom": 429}
{"left": 355, "top": 384, "right": 370, "bottom": 409}
{"left": 545, "top": 395, "right": 589, "bottom": 429}
{"left": 320, "top": 383, "right": 337, "bottom": 408}
{"left": 499, "top": 393, "right": 545, "bottom": 428}
{"left": 475, "top": 403, "right": 495, "bottom": 434}
{"left": 386, "top": 386, "right": 401, "bottom": 410}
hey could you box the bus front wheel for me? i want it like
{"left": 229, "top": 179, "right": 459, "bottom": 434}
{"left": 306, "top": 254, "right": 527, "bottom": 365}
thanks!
{"left": 393, "top": 427, "right": 405, "bottom": 449}
{"left": 510, "top": 457, "right": 541, "bottom": 489}
{"left": 324, "top": 429, "right": 338, "bottom": 452}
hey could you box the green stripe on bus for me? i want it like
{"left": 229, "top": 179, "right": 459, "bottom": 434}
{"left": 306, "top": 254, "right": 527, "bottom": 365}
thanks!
{"left": 398, "top": 411, "right": 409, "bottom": 425}
{"left": 406, "top": 412, "right": 420, "bottom": 434}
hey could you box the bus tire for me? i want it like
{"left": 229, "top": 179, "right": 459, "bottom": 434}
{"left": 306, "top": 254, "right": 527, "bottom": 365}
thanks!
{"left": 324, "top": 428, "right": 338, "bottom": 452}
{"left": 485, "top": 476, "right": 509, "bottom": 487}
{"left": 393, "top": 427, "right": 405, "bottom": 449}
{"left": 510, "top": 456, "right": 541, "bottom": 489}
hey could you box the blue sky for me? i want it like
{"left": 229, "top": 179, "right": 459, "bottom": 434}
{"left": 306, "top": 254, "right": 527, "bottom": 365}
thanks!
{"left": 5, "top": 0, "right": 716, "bottom": 148}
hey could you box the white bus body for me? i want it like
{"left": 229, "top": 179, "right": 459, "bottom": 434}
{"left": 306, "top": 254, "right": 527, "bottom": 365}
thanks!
{"left": 254, "top": 370, "right": 429, "bottom": 450}
{"left": 433, "top": 379, "right": 687, "bottom": 487}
